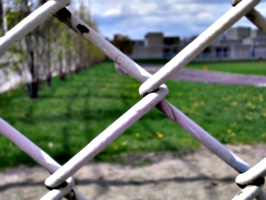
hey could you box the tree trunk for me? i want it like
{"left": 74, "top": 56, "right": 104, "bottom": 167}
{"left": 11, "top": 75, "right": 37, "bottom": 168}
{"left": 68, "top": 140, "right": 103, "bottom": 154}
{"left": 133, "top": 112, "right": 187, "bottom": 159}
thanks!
{"left": 46, "top": 23, "right": 52, "bottom": 87}
{"left": 0, "top": 1, "right": 4, "bottom": 35}
{"left": 75, "top": 64, "right": 80, "bottom": 74}
{"left": 29, "top": 51, "right": 38, "bottom": 99}
{"left": 30, "top": 77, "right": 38, "bottom": 98}
{"left": 59, "top": 51, "right": 65, "bottom": 80}
{"left": 46, "top": 73, "right": 52, "bottom": 87}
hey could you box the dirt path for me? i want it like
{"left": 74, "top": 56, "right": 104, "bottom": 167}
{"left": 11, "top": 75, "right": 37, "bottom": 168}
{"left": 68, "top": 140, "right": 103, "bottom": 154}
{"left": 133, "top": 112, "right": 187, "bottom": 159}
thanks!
{"left": 0, "top": 145, "right": 265, "bottom": 200}
{"left": 144, "top": 66, "right": 266, "bottom": 86}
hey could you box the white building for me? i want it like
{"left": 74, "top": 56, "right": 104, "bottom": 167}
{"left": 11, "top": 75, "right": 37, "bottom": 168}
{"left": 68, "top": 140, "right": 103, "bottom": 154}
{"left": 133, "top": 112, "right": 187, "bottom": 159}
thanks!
{"left": 129, "top": 27, "right": 266, "bottom": 61}
{"left": 196, "top": 27, "right": 266, "bottom": 61}
{"left": 130, "top": 32, "right": 179, "bottom": 60}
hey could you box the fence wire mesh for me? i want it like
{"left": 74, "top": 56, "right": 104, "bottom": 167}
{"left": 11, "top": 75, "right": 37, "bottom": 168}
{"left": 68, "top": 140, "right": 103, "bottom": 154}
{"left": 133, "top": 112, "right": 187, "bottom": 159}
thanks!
{"left": 1, "top": 0, "right": 266, "bottom": 199}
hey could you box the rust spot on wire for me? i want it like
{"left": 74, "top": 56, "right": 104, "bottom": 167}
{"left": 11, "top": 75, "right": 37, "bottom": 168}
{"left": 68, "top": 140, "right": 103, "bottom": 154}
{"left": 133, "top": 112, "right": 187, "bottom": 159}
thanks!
{"left": 54, "top": 8, "right": 72, "bottom": 26}
{"left": 46, "top": 181, "right": 68, "bottom": 190}
{"left": 53, "top": 8, "right": 82, "bottom": 33}
{"left": 115, "top": 55, "right": 122, "bottom": 65}
{"left": 231, "top": 0, "right": 242, "bottom": 6}
{"left": 252, "top": 177, "right": 265, "bottom": 186}
{"left": 77, "top": 24, "right": 89, "bottom": 34}
{"left": 246, "top": 12, "right": 255, "bottom": 21}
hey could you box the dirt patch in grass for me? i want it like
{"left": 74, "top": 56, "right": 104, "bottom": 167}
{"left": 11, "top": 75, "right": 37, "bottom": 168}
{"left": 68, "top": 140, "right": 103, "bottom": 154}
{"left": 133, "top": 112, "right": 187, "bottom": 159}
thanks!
{"left": 0, "top": 144, "right": 265, "bottom": 200}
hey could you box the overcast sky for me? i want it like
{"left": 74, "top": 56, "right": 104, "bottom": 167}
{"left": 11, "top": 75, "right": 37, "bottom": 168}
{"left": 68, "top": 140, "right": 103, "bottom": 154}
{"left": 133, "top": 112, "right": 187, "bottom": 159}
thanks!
{"left": 90, "top": 0, "right": 266, "bottom": 40}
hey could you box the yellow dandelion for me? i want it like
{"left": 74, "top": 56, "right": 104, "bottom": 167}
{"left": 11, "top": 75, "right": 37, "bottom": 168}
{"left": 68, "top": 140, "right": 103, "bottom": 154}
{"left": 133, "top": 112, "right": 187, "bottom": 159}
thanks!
{"left": 156, "top": 131, "right": 163, "bottom": 138}
{"left": 227, "top": 129, "right": 232, "bottom": 134}
{"left": 122, "top": 141, "right": 127, "bottom": 146}
{"left": 262, "top": 133, "right": 266, "bottom": 137}
{"left": 230, "top": 132, "right": 235, "bottom": 137}
{"left": 259, "top": 95, "right": 264, "bottom": 102}
{"left": 135, "top": 133, "right": 140, "bottom": 137}
{"left": 113, "top": 145, "right": 118, "bottom": 150}
{"left": 246, "top": 102, "right": 252, "bottom": 107}
{"left": 192, "top": 102, "right": 200, "bottom": 108}
{"left": 262, "top": 112, "right": 266, "bottom": 117}
{"left": 232, "top": 101, "right": 238, "bottom": 106}
{"left": 245, "top": 114, "right": 252, "bottom": 121}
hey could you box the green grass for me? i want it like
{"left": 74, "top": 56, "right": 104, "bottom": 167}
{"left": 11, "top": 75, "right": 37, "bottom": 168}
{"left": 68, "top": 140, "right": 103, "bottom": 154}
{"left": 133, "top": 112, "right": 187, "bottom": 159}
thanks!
{"left": 1, "top": 61, "right": 266, "bottom": 169}
{"left": 135, "top": 59, "right": 266, "bottom": 76}
{"left": 186, "top": 60, "right": 266, "bottom": 75}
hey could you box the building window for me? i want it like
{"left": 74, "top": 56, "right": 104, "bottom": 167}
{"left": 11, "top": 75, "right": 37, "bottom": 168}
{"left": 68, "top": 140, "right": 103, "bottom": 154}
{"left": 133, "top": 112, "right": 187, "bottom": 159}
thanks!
{"left": 250, "top": 45, "right": 255, "bottom": 58}
{"left": 223, "top": 48, "right": 228, "bottom": 58}
{"left": 216, "top": 48, "right": 222, "bottom": 58}
{"left": 163, "top": 48, "right": 171, "bottom": 59}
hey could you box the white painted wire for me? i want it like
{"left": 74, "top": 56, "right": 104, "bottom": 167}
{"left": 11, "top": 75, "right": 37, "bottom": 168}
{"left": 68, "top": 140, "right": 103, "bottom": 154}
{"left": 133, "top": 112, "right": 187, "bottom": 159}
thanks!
{"left": 0, "top": 119, "right": 88, "bottom": 200}
{"left": 0, "top": 0, "right": 70, "bottom": 55}
{"left": 0, "top": 0, "right": 266, "bottom": 199}
{"left": 45, "top": 86, "right": 168, "bottom": 188}
{"left": 232, "top": 186, "right": 263, "bottom": 200}
{"left": 138, "top": 0, "right": 260, "bottom": 96}
{"left": 49, "top": 2, "right": 253, "bottom": 174}
{"left": 232, "top": 0, "right": 266, "bottom": 34}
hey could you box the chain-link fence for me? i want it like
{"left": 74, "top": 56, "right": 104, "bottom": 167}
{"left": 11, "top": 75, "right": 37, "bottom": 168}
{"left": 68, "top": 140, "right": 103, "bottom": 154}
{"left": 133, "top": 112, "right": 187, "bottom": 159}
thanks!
{"left": 1, "top": 0, "right": 266, "bottom": 199}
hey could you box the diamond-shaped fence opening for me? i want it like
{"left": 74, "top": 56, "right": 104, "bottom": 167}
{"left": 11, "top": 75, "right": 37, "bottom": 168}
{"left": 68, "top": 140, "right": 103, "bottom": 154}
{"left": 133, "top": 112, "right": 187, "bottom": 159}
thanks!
{"left": 0, "top": 0, "right": 266, "bottom": 199}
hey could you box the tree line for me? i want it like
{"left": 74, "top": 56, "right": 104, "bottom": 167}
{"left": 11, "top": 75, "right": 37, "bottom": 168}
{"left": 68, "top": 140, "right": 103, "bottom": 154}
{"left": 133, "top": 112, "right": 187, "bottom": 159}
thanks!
{"left": 0, "top": 0, "right": 105, "bottom": 98}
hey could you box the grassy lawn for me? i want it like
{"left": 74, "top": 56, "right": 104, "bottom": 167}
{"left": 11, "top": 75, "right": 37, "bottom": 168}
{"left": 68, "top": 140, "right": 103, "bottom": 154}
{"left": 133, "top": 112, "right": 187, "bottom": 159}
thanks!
{"left": 0, "top": 61, "right": 266, "bottom": 169}
{"left": 135, "top": 59, "right": 266, "bottom": 76}
{"left": 186, "top": 60, "right": 266, "bottom": 75}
